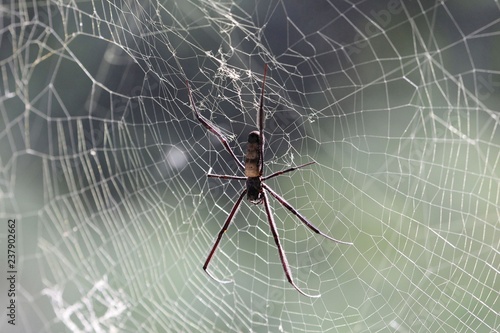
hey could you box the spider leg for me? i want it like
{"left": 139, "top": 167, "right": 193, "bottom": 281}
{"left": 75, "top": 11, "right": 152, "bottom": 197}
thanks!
{"left": 203, "top": 188, "right": 247, "bottom": 284}
{"left": 263, "top": 161, "right": 316, "bottom": 181}
{"left": 263, "top": 183, "right": 353, "bottom": 245}
{"left": 258, "top": 64, "right": 268, "bottom": 176}
{"left": 207, "top": 173, "right": 246, "bottom": 181}
{"left": 186, "top": 80, "right": 245, "bottom": 171}
{"left": 262, "top": 190, "right": 320, "bottom": 298}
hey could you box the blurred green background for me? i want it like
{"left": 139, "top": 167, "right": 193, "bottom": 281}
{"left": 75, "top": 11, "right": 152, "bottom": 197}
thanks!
{"left": 0, "top": 1, "right": 498, "bottom": 332}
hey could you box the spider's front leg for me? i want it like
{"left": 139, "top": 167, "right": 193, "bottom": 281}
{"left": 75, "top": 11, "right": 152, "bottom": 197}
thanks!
{"left": 203, "top": 189, "right": 248, "bottom": 284}
{"left": 262, "top": 190, "right": 321, "bottom": 298}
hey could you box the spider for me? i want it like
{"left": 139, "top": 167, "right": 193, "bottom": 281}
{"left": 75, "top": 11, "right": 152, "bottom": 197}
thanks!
{"left": 186, "top": 65, "right": 352, "bottom": 297}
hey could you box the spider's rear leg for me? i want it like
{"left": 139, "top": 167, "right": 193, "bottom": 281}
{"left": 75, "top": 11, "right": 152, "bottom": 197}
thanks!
{"left": 186, "top": 80, "right": 245, "bottom": 171}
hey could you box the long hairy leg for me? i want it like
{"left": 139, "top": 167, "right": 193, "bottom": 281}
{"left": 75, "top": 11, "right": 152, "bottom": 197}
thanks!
{"left": 262, "top": 190, "right": 320, "bottom": 298}
{"left": 186, "top": 80, "right": 245, "bottom": 171}
{"left": 263, "top": 183, "right": 352, "bottom": 245}
{"left": 203, "top": 189, "right": 247, "bottom": 283}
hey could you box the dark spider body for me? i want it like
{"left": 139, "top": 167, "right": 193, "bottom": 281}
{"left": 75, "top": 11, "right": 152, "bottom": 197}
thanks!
{"left": 186, "top": 64, "right": 352, "bottom": 297}
{"left": 245, "top": 131, "right": 263, "bottom": 203}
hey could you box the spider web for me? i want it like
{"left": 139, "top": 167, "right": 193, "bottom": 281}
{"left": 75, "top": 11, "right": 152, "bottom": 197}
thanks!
{"left": 0, "top": 0, "right": 499, "bottom": 332}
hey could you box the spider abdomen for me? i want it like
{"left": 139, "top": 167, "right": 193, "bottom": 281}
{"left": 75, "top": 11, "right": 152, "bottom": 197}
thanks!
{"left": 245, "top": 131, "right": 261, "bottom": 178}
{"left": 245, "top": 131, "right": 263, "bottom": 203}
